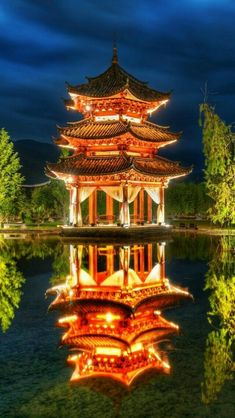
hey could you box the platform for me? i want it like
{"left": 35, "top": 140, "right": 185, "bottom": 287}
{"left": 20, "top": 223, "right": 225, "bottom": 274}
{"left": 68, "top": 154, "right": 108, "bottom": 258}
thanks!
{"left": 61, "top": 224, "right": 172, "bottom": 241}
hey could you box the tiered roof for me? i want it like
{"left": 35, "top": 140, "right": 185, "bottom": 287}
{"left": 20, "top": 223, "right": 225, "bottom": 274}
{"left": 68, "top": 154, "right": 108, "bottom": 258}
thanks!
{"left": 47, "top": 153, "right": 191, "bottom": 180}
{"left": 57, "top": 118, "right": 180, "bottom": 143}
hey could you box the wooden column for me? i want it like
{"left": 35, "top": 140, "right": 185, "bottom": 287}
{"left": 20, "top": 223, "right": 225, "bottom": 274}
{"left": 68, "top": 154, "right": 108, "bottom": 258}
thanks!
{"left": 133, "top": 195, "right": 138, "bottom": 224}
{"left": 147, "top": 194, "right": 152, "bottom": 224}
{"left": 89, "top": 245, "right": 97, "bottom": 283}
{"left": 139, "top": 188, "right": 145, "bottom": 224}
{"left": 69, "top": 187, "right": 73, "bottom": 225}
{"left": 139, "top": 245, "right": 145, "bottom": 282}
{"left": 134, "top": 246, "right": 139, "bottom": 272}
{"left": 93, "top": 189, "right": 97, "bottom": 225}
{"left": 122, "top": 184, "right": 129, "bottom": 227}
{"left": 159, "top": 243, "right": 165, "bottom": 279}
{"left": 106, "top": 194, "right": 113, "bottom": 224}
{"left": 89, "top": 189, "right": 97, "bottom": 225}
{"left": 106, "top": 246, "right": 114, "bottom": 275}
{"left": 70, "top": 186, "right": 77, "bottom": 226}
{"left": 147, "top": 243, "right": 152, "bottom": 272}
{"left": 123, "top": 246, "right": 129, "bottom": 288}
{"left": 76, "top": 186, "right": 82, "bottom": 226}
{"left": 157, "top": 186, "right": 165, "bottom": 225}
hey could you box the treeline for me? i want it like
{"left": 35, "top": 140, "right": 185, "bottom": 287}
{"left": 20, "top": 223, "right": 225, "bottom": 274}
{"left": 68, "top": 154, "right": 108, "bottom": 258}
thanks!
{"left": 165, "top": 182, "right": 211, "bottom": 218}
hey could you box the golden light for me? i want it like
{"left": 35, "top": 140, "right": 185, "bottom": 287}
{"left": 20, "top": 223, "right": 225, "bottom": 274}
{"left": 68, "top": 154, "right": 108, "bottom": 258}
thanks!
{"left": 106, "top": 312, "right": 114, "bottom": 323}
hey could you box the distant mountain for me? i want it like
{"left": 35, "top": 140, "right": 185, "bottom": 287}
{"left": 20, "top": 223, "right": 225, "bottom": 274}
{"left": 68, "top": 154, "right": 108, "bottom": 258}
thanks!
{"left": 14, "top": 140, "right": 60, "bottom": 185}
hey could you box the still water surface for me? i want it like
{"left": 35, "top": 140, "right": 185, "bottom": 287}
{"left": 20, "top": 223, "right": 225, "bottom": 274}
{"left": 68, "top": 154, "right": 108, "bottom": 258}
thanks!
{"left": 0, "top": 235, "right": 234, "bottom": 418}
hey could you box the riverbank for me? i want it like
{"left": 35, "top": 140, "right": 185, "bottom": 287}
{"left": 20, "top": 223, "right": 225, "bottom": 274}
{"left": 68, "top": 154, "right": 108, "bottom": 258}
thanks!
{"left": 0, "top": 224, "right": 234, "bottom": 239}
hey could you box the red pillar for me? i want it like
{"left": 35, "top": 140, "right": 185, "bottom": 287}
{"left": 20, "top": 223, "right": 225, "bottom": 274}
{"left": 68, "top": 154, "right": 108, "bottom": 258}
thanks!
{"left": 106, "top": 194, "right": 113, "bottom": 224}
{"left": 133, "top": 195, "right": 138, "bottom": 224}
{"left": 147, "top": 194, "right": 152, "bottom": 224}
{"left": 147, "top": 244, "right": 152, "bottom": 272}
{"left": 89, "top": 189, "right": 97, "bottom": 225}
{"left": 139, "top": 188, "right": 144, "bottom": 224}
{"left": 139, "top": 245, "right": 145, "bottom": 282}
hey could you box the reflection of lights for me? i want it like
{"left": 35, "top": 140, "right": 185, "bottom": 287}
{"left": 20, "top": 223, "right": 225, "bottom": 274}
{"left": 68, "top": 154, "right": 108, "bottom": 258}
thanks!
{"left": 131, "top": 343, "right": 143, "bottom": 352}
{"left": 58, "top": 315, "right": 77, "bottom": 324}
{"left": 154, "top": 310, "right": 161, "bottom": 315}
{"left": 85, "top": 104, "right": 92, "bottom": 111}
{"left": 96, "top": 347, "right": 121, "bottom": 356}
{"left": 163, "top": 361, "right": 170, "bottom": 369}
{"left": 68, "top": 354, "right": 78, "bottom": 362}
{"left": 106, "top": 312, "right": 114, "bottom": 323}
{"left": 96, "top": 313, "right": 121, "bottom": 322}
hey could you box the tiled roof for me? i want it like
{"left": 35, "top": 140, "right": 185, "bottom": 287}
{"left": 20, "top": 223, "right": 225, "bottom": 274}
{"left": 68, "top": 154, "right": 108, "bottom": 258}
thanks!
{"left": 47, "top": 153, "right": 192, "bottom": 178}
{"left": 58, "top": 119, "right": 180, "bottom": 143}
{"left": 68, "top": 63, "right": 170, "bottom": 102}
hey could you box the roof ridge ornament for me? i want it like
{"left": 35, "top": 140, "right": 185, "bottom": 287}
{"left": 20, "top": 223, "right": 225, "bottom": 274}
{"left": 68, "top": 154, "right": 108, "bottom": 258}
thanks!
{"left": 112, "top": 42, "right": 118, "bottom": 64}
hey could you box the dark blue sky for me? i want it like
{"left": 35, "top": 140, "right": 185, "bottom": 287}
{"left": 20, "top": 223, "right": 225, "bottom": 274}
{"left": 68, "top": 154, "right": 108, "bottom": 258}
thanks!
{"left": 1, "top": 0, "right": 235, "bottom": 172}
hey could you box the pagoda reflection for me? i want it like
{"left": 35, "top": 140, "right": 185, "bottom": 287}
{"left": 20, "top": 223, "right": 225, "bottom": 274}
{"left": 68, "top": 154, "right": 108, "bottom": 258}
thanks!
{"left": 47, "top": 242, "right": 192, "bottom": 386}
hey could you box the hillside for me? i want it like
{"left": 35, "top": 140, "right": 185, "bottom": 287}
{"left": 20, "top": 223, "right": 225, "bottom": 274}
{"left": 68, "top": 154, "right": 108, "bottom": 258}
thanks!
{"left": 14, "top": 140, "right": 60, "bottom": 185}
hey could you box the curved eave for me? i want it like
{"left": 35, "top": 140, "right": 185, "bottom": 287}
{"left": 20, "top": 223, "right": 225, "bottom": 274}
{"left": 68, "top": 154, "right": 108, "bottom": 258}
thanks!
{"left": 46, "top": 154, "right": 192, "bottom": 181}
{"left": 49, "top": 298, "right": 133, "bottom": 317}
{"left": 58, "top": 119, "right": 180, "bottom": 144}
{"left": 67, "top": 63, "right": 171, "bottom": 103}
{"left": 68, "top": 87, "right": 171, "bottom": 104}
{"left": 62, "top": 334, "right": 129, "bottom": 351}
{"left": 134, "top": 289, "right": 193, "bottom": 314}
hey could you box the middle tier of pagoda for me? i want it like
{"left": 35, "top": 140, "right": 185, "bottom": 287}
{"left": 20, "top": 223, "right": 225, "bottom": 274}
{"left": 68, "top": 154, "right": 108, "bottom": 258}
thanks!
{"left": 47, "top": 242, "right": 192, "bottom": 386}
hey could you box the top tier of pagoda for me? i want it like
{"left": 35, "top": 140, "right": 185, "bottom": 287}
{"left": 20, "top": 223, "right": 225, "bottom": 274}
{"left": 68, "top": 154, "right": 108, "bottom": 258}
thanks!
{"left": 64, "top": 46, "right": 170, "bottom": 122}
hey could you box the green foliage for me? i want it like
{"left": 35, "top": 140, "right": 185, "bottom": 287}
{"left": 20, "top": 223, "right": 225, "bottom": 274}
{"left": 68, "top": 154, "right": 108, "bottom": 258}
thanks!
{"left": 0, "top": 128, "right": 25, "bottom": 222}
{"left": 201, "top": 329, "right": 234, "bottom": 404}
{"left": 50, "top": 244, "right": 70, "bottom": 285}
{"left": 165, "top": 182, "right": 211, "bottom": 217}
{"left": 29, "top": 180, "right": 69, "bottom": 223}
{"left": 202, "top": 236, "right": 235, "bottom": 404}
{"left": 0, "top": 254, "right": 25, "bottom": 332}
{"left": 199, "top": 103, "right": 235, "bottom": 226}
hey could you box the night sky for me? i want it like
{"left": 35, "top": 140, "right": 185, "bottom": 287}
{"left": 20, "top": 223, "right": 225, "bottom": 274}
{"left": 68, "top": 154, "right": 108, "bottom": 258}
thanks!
{"left": 1, "top": 0, "right": 235, "bottom": 175}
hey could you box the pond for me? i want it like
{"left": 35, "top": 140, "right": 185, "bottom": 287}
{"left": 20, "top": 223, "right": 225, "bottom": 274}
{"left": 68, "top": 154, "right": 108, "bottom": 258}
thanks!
{"left": 0, "top": 234, "right": 234, "bottom": 418}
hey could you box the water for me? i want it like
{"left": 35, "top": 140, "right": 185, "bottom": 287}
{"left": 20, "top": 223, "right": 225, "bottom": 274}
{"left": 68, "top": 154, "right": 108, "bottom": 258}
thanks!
{"left": 0, "top": 235, "right": 234, "bottom": 418}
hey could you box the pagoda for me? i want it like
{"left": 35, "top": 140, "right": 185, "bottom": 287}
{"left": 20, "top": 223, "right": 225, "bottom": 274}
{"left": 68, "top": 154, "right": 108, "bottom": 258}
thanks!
{"left": 47, "top": 242, "right": 192, "bottom": 386}
{"left": 46, "top": 47, "right": 192, "bottom": 227}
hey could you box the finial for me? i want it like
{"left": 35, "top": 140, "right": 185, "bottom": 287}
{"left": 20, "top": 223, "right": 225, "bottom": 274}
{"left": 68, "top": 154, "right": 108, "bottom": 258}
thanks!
{"left": 112, "top": 41, "right": 118, "bottom": 64}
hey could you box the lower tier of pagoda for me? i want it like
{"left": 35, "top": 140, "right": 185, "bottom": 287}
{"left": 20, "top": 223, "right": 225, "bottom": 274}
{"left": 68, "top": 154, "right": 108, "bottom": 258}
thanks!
{"left": 67, "top": 345, "right": 170, "bottom": 386}
{"left": 48, "top": 281, "right": 191, "bottom": 316}
{"left": 47, "top": 152, "right": 191, "bottom": 182}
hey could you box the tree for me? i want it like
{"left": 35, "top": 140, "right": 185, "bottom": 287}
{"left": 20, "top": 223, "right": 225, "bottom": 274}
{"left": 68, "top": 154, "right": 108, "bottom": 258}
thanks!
{"left": 0, "top": 254, "right": 25, "bottom": 332}
{"left": 0, "top": 128, "right": 25, "bottom": 222}
{"left": 30, "top": 180, "right": 69, "bottom": 223}
{"left": 201, "top": 237, "right": 235, "bottom": 404}
{"left": 199, "top": 104, "right": 235, "bottom": 226}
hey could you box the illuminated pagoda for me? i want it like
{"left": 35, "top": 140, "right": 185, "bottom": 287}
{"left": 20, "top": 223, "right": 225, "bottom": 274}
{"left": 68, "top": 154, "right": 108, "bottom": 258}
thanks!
{"left": 47, "top": 242, "right": 192, "bottom": 386}
{"left": 46, "top": 47, "right": 192, "bottom": 227}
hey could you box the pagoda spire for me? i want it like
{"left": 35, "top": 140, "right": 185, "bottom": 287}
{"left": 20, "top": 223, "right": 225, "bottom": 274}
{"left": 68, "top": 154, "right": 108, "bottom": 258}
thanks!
{"left": 112, "top": 42, "right": 118, "bottom": 64}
